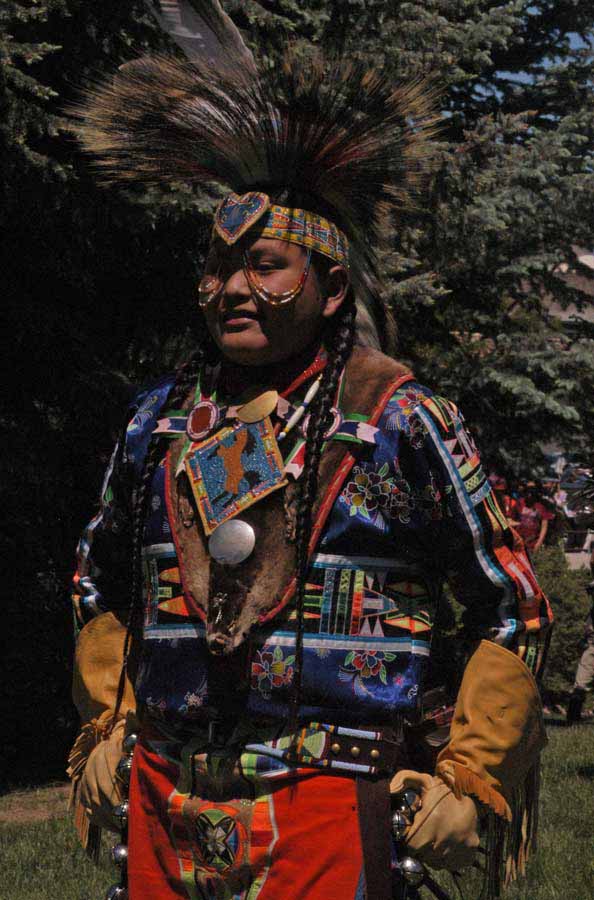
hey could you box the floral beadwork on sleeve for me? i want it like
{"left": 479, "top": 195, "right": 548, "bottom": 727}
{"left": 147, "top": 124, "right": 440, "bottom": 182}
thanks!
{"left": 342, "top": 462, "right": 415, "bottom": 525}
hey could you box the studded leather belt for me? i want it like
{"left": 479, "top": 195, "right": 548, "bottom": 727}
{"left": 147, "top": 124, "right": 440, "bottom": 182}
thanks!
{"left": 238, "top": 722, "right": 405, "bottom": 775}
{"left": 244, "top": 720, "right": 408, "bottom": 776}
{"left": 142, "top": 711, "right": 408, "bottom": 776}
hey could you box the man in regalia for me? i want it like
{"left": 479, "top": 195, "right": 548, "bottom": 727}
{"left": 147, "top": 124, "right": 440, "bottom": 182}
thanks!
{"left": 67, "top": 4, "right": 552, "bottom": 899}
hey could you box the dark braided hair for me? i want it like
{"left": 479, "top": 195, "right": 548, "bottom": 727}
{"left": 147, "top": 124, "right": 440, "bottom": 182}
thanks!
{"left": 112, "top": 339, "right": 215, "bottom": 725}
{"left": 288, "top": 295, "right": 356, "bottom": 738}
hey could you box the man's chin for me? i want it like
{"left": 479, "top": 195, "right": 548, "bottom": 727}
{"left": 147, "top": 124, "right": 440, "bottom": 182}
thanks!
{"left": 217, "top": 332, "right": 276, "bottom": 365}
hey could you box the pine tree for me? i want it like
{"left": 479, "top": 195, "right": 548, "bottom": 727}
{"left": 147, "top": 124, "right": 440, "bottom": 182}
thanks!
{"left": 0, "top": 1, "right": 63, "bottom": 197}
{"left": 221, "top": 1, "right": 594, "bottom": 473}
{"left": 1, "top": 0, "right": 203, "bottom": 780}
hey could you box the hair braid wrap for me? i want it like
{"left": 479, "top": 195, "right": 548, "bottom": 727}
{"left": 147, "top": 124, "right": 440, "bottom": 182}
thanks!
{"left": 287, "top": 302, "right": 356, "bottom": 743}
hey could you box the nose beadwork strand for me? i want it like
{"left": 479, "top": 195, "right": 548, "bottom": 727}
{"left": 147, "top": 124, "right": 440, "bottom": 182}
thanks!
{"left": 197, "top": 249, "right": 312, "bottom": 309}
{"left": 243, "top": 248, "right": 312, "bottom": 307}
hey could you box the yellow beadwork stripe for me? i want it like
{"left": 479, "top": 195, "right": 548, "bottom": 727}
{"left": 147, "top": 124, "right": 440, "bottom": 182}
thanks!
{"left": 259, "top": 205, "right": 349, "bottom": 267}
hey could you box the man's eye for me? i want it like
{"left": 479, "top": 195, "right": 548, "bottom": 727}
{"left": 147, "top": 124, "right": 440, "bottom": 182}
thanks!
{"left": 249, "top": 261, "right": 276, "bottom": 273}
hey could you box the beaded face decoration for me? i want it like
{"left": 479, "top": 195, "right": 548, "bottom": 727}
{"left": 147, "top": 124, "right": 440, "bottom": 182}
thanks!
{"left": 198, "top": 248, "right": 312, "bottom": 309}
{"left": 198, "top": 191, "right": 348, "bottom": 308}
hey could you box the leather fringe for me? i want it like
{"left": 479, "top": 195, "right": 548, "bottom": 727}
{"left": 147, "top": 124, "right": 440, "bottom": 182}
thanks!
{"left": 72, "top": 782, "right": 102, "bottom": 863}
{"left": 436, "top": 761, "right": 512, "bottom": 821}
{"left": 504, "top": 760, "right": 540, "bottom": 887}
{"left": 437, "top": 758, "right": 541, "bottom": 898}
{"left": 482, "top": 760, "right": 541, "bottom": 899}
{"left": 67, "top": 712, "right": 113, "bottom": 861}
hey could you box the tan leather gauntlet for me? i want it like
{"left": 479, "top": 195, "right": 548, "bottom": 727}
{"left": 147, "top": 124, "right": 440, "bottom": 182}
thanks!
{"left": 76, "top": 716, "right": 127, "bottom": 833}
{"left": 435, "top": 640, "right": 546, "bottom": 820}
{"left": 71, "top": 610, "right": 136, "bottom": 724}
{"left": 389, "top": 641, "right": 545, "bottom": 878}
{"left": 67, "top": 611, "right": 137, "bottom": 851}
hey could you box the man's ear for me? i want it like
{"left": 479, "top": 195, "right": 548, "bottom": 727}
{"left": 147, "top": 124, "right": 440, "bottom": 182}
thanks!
{"left": 322, "top": 265, "right": 350, "bottom": 319}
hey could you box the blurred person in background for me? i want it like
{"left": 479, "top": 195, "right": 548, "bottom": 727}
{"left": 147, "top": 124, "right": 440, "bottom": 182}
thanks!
{"left": 512, "top": 483, "right": 555, "bottom": 554}
{"left": 489, "top": 474, "right": 516, "bottom": 522}
{"left": 566, "top": 553, "right": 594, "bottom": 725}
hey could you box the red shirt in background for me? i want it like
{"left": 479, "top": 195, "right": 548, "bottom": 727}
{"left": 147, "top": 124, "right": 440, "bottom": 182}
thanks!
{"left": 502, "top": 494, "right": 515, "bottom": 520}
{"left": 513, "top": 498, "right": 554, "bottom": 550}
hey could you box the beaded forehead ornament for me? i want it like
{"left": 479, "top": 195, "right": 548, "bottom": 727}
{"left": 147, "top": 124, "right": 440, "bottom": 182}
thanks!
{"left": 213, "top": 191, "right": 350, "bottom": 269}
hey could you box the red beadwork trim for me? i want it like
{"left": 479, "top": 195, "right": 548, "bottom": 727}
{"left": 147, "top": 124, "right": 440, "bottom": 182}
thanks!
{"left": 280, "top": 351, "right": 327, "bottom": 399}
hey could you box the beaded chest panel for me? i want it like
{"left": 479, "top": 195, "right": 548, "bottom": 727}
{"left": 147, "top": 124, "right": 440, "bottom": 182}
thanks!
{"left": 184, "top": 417, "right": 287, "bottom": 535}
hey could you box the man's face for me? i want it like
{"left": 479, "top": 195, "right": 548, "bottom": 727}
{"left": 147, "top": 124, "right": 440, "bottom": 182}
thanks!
{"left": 202, "top": 236, "right": 346, "bottom": 366}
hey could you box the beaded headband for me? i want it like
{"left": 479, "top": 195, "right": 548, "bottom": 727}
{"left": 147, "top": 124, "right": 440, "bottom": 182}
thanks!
{"left": 213, "top": 191, "right": 350, "bottom": 269}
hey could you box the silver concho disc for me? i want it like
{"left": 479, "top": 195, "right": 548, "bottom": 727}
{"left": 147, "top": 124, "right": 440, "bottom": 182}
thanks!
{"left": 208, "top": 519, "right": 256, "bottom": 566}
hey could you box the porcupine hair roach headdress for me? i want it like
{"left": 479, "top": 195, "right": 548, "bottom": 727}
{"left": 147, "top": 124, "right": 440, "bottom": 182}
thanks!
{"left": 70, "top": 1, "right": 440, "bottom": 351}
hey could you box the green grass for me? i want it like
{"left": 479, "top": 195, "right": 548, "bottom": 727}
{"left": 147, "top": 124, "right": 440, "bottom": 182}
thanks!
{"left": 431, "top": 723, "right": 594, "bottom": 900}
{"left": 0, "top": 814, "right": 113, "bottom": 900}
{"left": 0, "top": 724, "right": 592, "bottom": 900}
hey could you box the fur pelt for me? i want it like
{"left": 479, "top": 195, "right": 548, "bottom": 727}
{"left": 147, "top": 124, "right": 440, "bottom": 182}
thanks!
{"left": 167, "top": 347, "right": 411, "bottom": 654}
